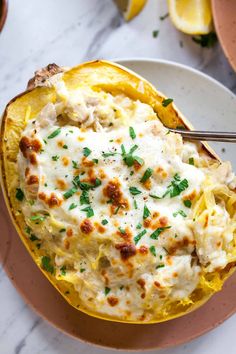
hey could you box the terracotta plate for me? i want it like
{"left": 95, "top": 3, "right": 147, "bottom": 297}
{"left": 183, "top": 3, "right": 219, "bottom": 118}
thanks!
{"left": 0, "top": 0, "right": 8, "bottom": 32}
{"left": 1, "top": 59, "right": 236, "bottom": 350}
{"left": 212, "top": 0, "right": 236, "bottom": 72}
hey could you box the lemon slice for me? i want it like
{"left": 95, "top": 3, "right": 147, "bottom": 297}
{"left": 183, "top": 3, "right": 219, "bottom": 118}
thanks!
{"left": 114, "top": 0, "right": 147, "bottom": 21}
{"left": 168, "top": 0, "right": 213, "bottom": 35}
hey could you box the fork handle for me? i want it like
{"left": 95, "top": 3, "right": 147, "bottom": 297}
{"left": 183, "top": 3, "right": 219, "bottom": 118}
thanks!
{"left": 169, "top": 129, "right": 236, "bottom": 142}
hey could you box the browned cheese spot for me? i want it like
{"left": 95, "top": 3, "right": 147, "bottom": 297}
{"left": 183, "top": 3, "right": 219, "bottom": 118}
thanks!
{"left": 19, "top": 136, "right": 42, "bottom": 158}
{"left": 80, "top": 219, "right": 94, "bottom": 234}
{"left": 115, "top": 243, "right": 136, "bottom": 260}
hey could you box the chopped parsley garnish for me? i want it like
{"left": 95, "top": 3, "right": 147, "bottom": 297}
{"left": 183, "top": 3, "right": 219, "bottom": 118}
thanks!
{"left": 102, "top": 219, "right": 108, "bottom": 225}
{"left": 47, "top": 128, "right": 61, "bottom": 139}
{"left": 25, "top": 226, "right": 31, "bottom": 234}
{"left": 16, "top": 188, "right": 24, "bottom": 201}
{"left": 73, "top": 175, "right": 101, "bottom": 191}
{"left": 83, "top": 147, "right": 91, "bottom": 157}
{"left": 41, "top": 256, "right": 54, "bottom": 274}
{"left": 72, "top": 160, "right": 79, "bottom": 168}
{"left": 81, "top": 206, "right": 94, "bottom": 218}
{"left": 118, "top": 227, "right": 126, "bottom": 234}
{"left": 63, "top": 186, "right": 77, "bottom": 199}
{"left": 80, "top": 268, "right": 86, "bottom": 273}
{"left": 69, "top": 203, "right": 78, "bottom": 210}
{"left": 29, "top": 234, "right": 39, "bottom": 241}
{"left": 129, "top": 126, "right": 136, "bottom": 139}
{"left": 30, "top": 214, "right": 47, "bottom": 222}
{"left": 156, "top": 264, "right": 165, "bottom": 269}
{"left": 136, "top": 223, "right": 142, "bottom": 229}
{"left": 102, "top": 151, "right": 118, "bottom": 158}
{"left": 149, "top": 193, "right": 161, "bottom": 199}
{"left": 52, "top": 155, "right": 59, "bottom": 161}
{"left": 92, "top": 158, "right": 99, "bottom": 164}
{"left": 184, "top": 200, "right": 192, "bottom": 208}
{"left": 150, "top": 226, "right": 171, "bottom": 240}
{"left": 140, "top": 168, "right": 153, "bottom": 183}
{"left": 143, "top": 204, "right": 151, "bottom": 219}
{"left": 43, "top": 139, "right": 47, "bottom": 144}
{"left": 160, "top": 12, "right": 169, "bottom": 21}
{"left": 130, "top": 171, "right": 134, "bottom": 176}
{"left": 121, "top": 144, "right": 143, "bottom": 167}
{"left": 80, "top": 190, "right": 90, "bottom": 205}
{"left": 60, "top": 266, "right": 66, "bottom": 276}
{"left": 105, "top": 287, "right": 111, "bottom": 295}
{"left": 63, "top": 144, "right": 68, "bottom": 149}
{"left": 192, "top": 32, "right": 217, "bottom": 48}
{"left": 134, "top": 200, "right": 138, "bottom": 210}
{"left": 129, "top": 187, "right": 142, "bottom": 195}
{"left": 149, "top": 245, "right": 156, "bottom": 256}
{"left": 134, "top": 229, "right": 147, "bottom": 245}
{"left": 162, "top": 98, "right": 173, "bottom": 107}
{"left": 189, "top": 157, "right": 194, "bottom": 165}
{"left": 59, "top": 228, "right": 66, "bottom": 233}
{"left": 152, "top": 30, "right": 159, "bottom": 38}
{"left": 114, "top": 205, "right": 120, "bottom": 215}
{"left": 173, "top": 210, "right": 187, "bottom": 218}
{"left": 162, "top": 174, "right": 189, "bottom": 198}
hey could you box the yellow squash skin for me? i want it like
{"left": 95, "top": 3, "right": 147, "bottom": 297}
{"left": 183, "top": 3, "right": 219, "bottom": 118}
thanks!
{"left": 1, "top": 60, "right": 235, "bottom": 324}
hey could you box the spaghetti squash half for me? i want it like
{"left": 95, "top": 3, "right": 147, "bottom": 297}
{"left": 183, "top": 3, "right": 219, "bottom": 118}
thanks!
{"left": 1, "top": 60, "right": 236, "bottom": 323}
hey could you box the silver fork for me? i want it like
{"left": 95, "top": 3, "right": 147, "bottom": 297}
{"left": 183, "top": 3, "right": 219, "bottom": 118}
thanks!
{"left": 169, "top": 129, "right": 236, "bottom": 142}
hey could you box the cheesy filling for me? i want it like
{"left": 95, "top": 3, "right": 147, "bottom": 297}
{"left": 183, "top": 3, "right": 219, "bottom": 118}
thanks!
{"left": 17, "top": 82, "right": 236, "bottom": 322}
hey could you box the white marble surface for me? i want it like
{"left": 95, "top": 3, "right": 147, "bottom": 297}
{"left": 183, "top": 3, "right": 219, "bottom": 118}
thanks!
{"left": 0, "top": 1, "right": 236, "bottom": 353}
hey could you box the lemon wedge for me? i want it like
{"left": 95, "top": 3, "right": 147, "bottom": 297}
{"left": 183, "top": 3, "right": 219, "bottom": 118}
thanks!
{"left": 114, "top": 0, "right": 147, "bottom": 21}
{"left": 168, "top": 0, "right": 213, "bottom": 35}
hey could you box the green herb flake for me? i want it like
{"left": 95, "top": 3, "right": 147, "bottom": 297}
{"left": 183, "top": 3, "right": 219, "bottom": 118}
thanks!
{"left": 25, "top": 226, "right": 31, "bottom": 234}
{"left": 81, "top": 206, "right": 94, "bottom": 218}
{"left": 140, "top": 168, "right": 153, "bottom": 183}
{"left": 114, "top": 205, "right": 121, "bottom": 215}
{"left": 162, "top": 175, "right": 189, "bottom": 198}
{"left": 134, "top": 200, "right": 138, "bottom": 210}
{"left": 83, "top": 147, "right": 91, "bottom": 157}
{"left": 69, "top": 203, "right": 78, "bottom": 210}
{"left": 16, "top": 188, "right": 24, "bottom": 201}
{"left": 189, "top": 157, "right": 195, "bottom": 165}
{"left": 192, "top": 32, "right": 217, "bottom": 48}
{"left": 160, "top": 12, "right": 169, "bottom": 21}
{"left": 134, "top": 229, "right": 147, "bottom": 245}
{"left": 52, "top": 155, "right": 59, "bottom": 161}
{"left": 143, "top": 204, "right": 151, "bottom": 219}
{"left": 30, "top": 214, "right": 46, "bottom": 222}
{"left": 72, "top": 160, "right": 79, "bottom": 169}
{"left": 80, "top": 190, "right": 90, "bottom": 205}
{"left": 59, "top": 228, "right": 66, "bottom": 233}
{"left": 136, "top": 223, "right": 142, "bottom": 229}
{"left": 184, "top": 200, "right": 192, "bottom": 208}
{"left": 102, "top": 219, "right": 108, "bottom": 225}
{"left": 102, "top": 151, "right": 118, "bottom": 158}
{"left": 156, "top": 264, "right": 165, "bottom": 269}
{"left": 43, "top": 139, "right": 47, "bottom": 145}
{"left": 47, "top": 128, "right": 61, "bottom": 139}
{"left": 60, "top": 265, "right": 66, "bottom": 276}
{"left": 29, "top": 200, "right": 35, "bottom": 206}
{"left": 150, "top": 226, "right": 171, "bottom": 240}
{"left": 63, "top": 186, "right": 77, "bottom": 199}
{"left": 41, "top": 256, "right": 54, "bottom": 274}
{"left": 129, "top": 126, "right": 136, "bottom": 140}
{"left": 129, "top": 186, "right": 142, "bottom": 195}
{"left": 118, "top": 227, "right": 126, "bottom": 234}
{"left": 149, "top": 245, "right": 156, "bottom": 256}
{"left": 162, "top": 98, "right": 173, "bottom": 107}
{"left": 29, "top": 234, "right": 39, "bottom": 242}
{"left": 105, "top": 287, "right": 111, "bottom": 296}
{"left": 63, "top": 144, "right": 68, "bottom": 149}
{"left": 173, "top": 210, "right": 187, "bottom": 218}
{"left": 149, "top": 193, "right": 162, "bottom": 199}
{"left": 92, "top": 158, "right": 99, "bottom": 164}
{"left": 153, "top": 30, "right": 159, "bottom": 38}
{"left": 80, "top": 268, "right": 86, "bottom": 273}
